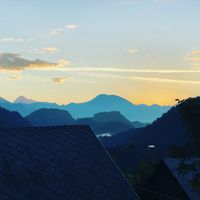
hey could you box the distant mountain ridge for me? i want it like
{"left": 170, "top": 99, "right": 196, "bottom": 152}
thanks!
{"left": 26, "top": 109, "right": 143, "bottom": 135}
{"left": 101, "top": 106, "right": 188, "bottom": 147}
{"left": 0, "top": 107, "right": 31, "bottom": 128}
{"left": 0, "top": 94, "right": 171, "bottom": 122}
{"left": 100, "top": 101, "right": 191, "bottom": 169}
{"left": 65, "top": 94, "right": 171, "bottom": 122}
{"left": 26, "top": 108, "right": 75, "bottom": 126}
{"left": 0, "top": 97, "right": 10, "bottom": 104}
{"left": 14, "top": 96, "right": 36, "bottom": 104}
{"left": 76, "top": 111, "right": 135, "bottom": 135}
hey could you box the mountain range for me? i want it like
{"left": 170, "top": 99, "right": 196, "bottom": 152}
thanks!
{"left": 25, "top": 109, "right": 145, "bottom": 135}
{"left": 0, "top": 94, "right": 171, "bottom": 122}
{"left": 100, "top": 100, "right": 191, "bottom": 170}
{"left": 0, "top": 96, "right": 198, "bottom": 171}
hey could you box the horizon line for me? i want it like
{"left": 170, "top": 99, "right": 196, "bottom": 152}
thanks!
{"left": 0, "top": 93, "right": 175, "bottom": 107}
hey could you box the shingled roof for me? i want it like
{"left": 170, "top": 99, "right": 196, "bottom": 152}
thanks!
{"left": 164, "top": 158, "right": 200, "bottom": 200}
{"left": 0, "top": 125, "right": 139, "bottom": 200}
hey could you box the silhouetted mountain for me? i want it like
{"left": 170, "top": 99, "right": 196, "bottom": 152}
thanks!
{"left": 97, "top": 121, "right": 133, "bottom": 135}
{"left": 100, "top": 104, "right": 190, "bottom": 170}
{"left": 0, "top": 107, "right": 31, "bottom": 128}
{"left": 0, "top": 94, "right": 171, "bottom": 122}
{"left": 0, "top": 101, "right": 62, "bottom": 116}
{"left": 26, "top": 109, "right": 137, "bottom": 135}
{"left": 102, "top": 106, "right": 188, "bottom": 147}
{"left": 93, "top": 111, "right": 131, "bottom": 124}
{"left": 0, "top": 97, "right": 11, "bottom": 104}
{"left": 26, "top": 108, "right": 75, "bottom": 126}
{"left": 14, "top": 96, "right": 36, "bottom": 104}
{"left": 65, "top": 94, "right": 171, "bottom": 122}
{"left": 76, "top": 111, "right": 135, "bottom": 135}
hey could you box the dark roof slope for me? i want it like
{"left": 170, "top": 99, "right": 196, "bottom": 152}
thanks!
{"left": 164, "top": 159, "right": 200, "bottom": 200}
{"left": 0, "top": 125, "right": 139, "bottom": 200}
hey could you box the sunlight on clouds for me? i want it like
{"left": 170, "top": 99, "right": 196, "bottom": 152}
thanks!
{"left": 48, "top": 28, "right": 63, "bottom": 36}
{"left": 41, "top": 47, "right": 59, "bottom": 54}
{"left": 48, "top": 24, "right": 78, "bottom": 36}
{"left": 184, "top": 50, "right": 200, "bottom": 61}
{"left": 42, "top": 67, "right": 200, "bottom": 74}
{"left": 52, "top": 77, "right": 72, "bottom": 84}
{"left": 0, "top": 38, "right": 31, "bottom": 43}
{"left": 10, "top": 75, "right": 21, "bottom": 80}
{"left": 127, "top": 48, "right": 139, "bottom": 55}
{"left": 0, "top": 53, "right": 70, "bottom": 71}
{"left": 192, "top": 51, "right": 200, "bottom": 55}
{"left": 184, "top": 50, "right": 200, "bottom": 67}
{"left": 66, "top": 24, "right": 78, "bottom": 30}
{"left": 131, "top": 76, "right": 200, "bottom": 84}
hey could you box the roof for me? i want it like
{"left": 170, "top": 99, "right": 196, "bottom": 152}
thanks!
{"left": 0, "top": 125, "right": 139, "bottom": 200}
{"left": 164, "top": 158, "right": 200, "bottom": 200}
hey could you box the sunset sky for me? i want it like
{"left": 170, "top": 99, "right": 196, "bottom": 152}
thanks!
{"left": 0, "top": 0, "right": 200, "bottom": 105}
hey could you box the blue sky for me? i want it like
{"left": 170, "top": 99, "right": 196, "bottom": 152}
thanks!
{"left": 0, "top": 0, "right": 200, "bottom": 105}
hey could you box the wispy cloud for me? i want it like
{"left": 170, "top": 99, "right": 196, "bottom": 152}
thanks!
{"left": 0, "top": 53, "right": 69, "bottom": 71}
{"left": 23, "top": 47, "right": 59, "bottom": 55}
{"left": 192, "top": 50, "right": 200, "bottom": 55}
{"left": 48, "top": 24, "right": 79, "bottom": 36}
{"left": 0, "top": 38, "right": 31, "bottom": 43}
{"left": 66, "top": 24, "right": 78, "bottom": 30}
{"left": 44, "top": 67, "right": 200, "bottom": 74}
{"left": 189, "top": 57, "right": 200, "bottom": 61}
{"left": 10, "top": 75, "right": 21, "bottom": 80}
{"left": 131, "top": 76, "right": 200, "bottom": 84}
{"left": 127, "top": 48, "right": 139, "bottom": 55}
{"left": 48, "top": 28, "right": 63, "bottom": 36}
{"left": 184, "top": 50, "right": 200, "bottom": 63}
{"left": 52, "top": 77, "right": 71, "bottom": 84}
{"left": 41, "top": 47, "right": 59, "bottom": 54}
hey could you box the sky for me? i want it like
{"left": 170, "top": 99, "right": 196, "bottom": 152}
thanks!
{"left": 0, "top": 0, "right": 200, "bottom": 105}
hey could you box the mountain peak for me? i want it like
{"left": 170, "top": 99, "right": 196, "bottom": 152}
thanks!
{"left": 93, "top": 111, "right": 131, "bottom": 124}
{"left": 90, "top": 94, "right": 134, "bottom": 105}
{"left": 14, "top": 96, "right": 36, "bottom": 104}
{"left": 0, "top": 97, "right": 10, "bottom": 104}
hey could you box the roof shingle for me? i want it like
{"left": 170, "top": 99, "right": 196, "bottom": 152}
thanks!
{"left": 0, "top": 125, "right": 139, "bottom": 200}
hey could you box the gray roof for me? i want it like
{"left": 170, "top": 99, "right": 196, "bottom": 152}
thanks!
{"left": 0, "top": 125, "right": 139, "bottom": 200}
{"left": 164, "top": 158, "right": 200, "bottom": 200}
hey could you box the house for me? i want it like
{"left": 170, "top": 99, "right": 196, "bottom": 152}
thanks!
{"left": 0, "top": 125, "right": 140, "bottom": 200}
{"left": 140, "top": 158, "right": 200, "bottom": 200}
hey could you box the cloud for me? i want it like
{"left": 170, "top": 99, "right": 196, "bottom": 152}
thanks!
{"left": 131, "top": 76, "right": 200, "bottom": 84}
{"left": 48, "top": 24, "right": 79, "bottom": 36}
{"left": 0, "top": 38, "right": 30, "bottom": 43}
{"left": 52, "top": 77, "right": 71, "bottom": 84}
{"left": 48, "top": 67, "right": 200, "bottom": 74}
{"left": 41, "top": 47, "right": 59, "bottom": 54}
{"left": 0, "top": 53, "right": 69, "bottom": 71}
{"left": 192, "top": 51, "right": 200, "bottom": 55}
{"left": 189, "top": 57, "right": 200, "bottom": 61}
{"left": 127, "top": 48, "right": 139, "bottom": 55}
{"left": 184, "top": 50, "right": 200, "bottom": 62}
{"left": 48, "top": 28, "right": 63, "bottom": 36}
{"left": 10, "top": 75, "right": 21, "bottom": 80}
{"left": 66, "top": 24, "right": 78, "bottom": 30}
{"left": 23, "top": 47, "right": 59, "bottom": 55}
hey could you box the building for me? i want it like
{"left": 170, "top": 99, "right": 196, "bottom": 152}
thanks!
{"left": 140, "top": 158, "right": 200, "bottom": 200}
{"left": 0, "top": 125, "right": 140, "bottom": 200}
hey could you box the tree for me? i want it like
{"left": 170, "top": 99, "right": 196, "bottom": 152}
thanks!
{"left": 172, "top": 97, "right": 200, "bottom": 192}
